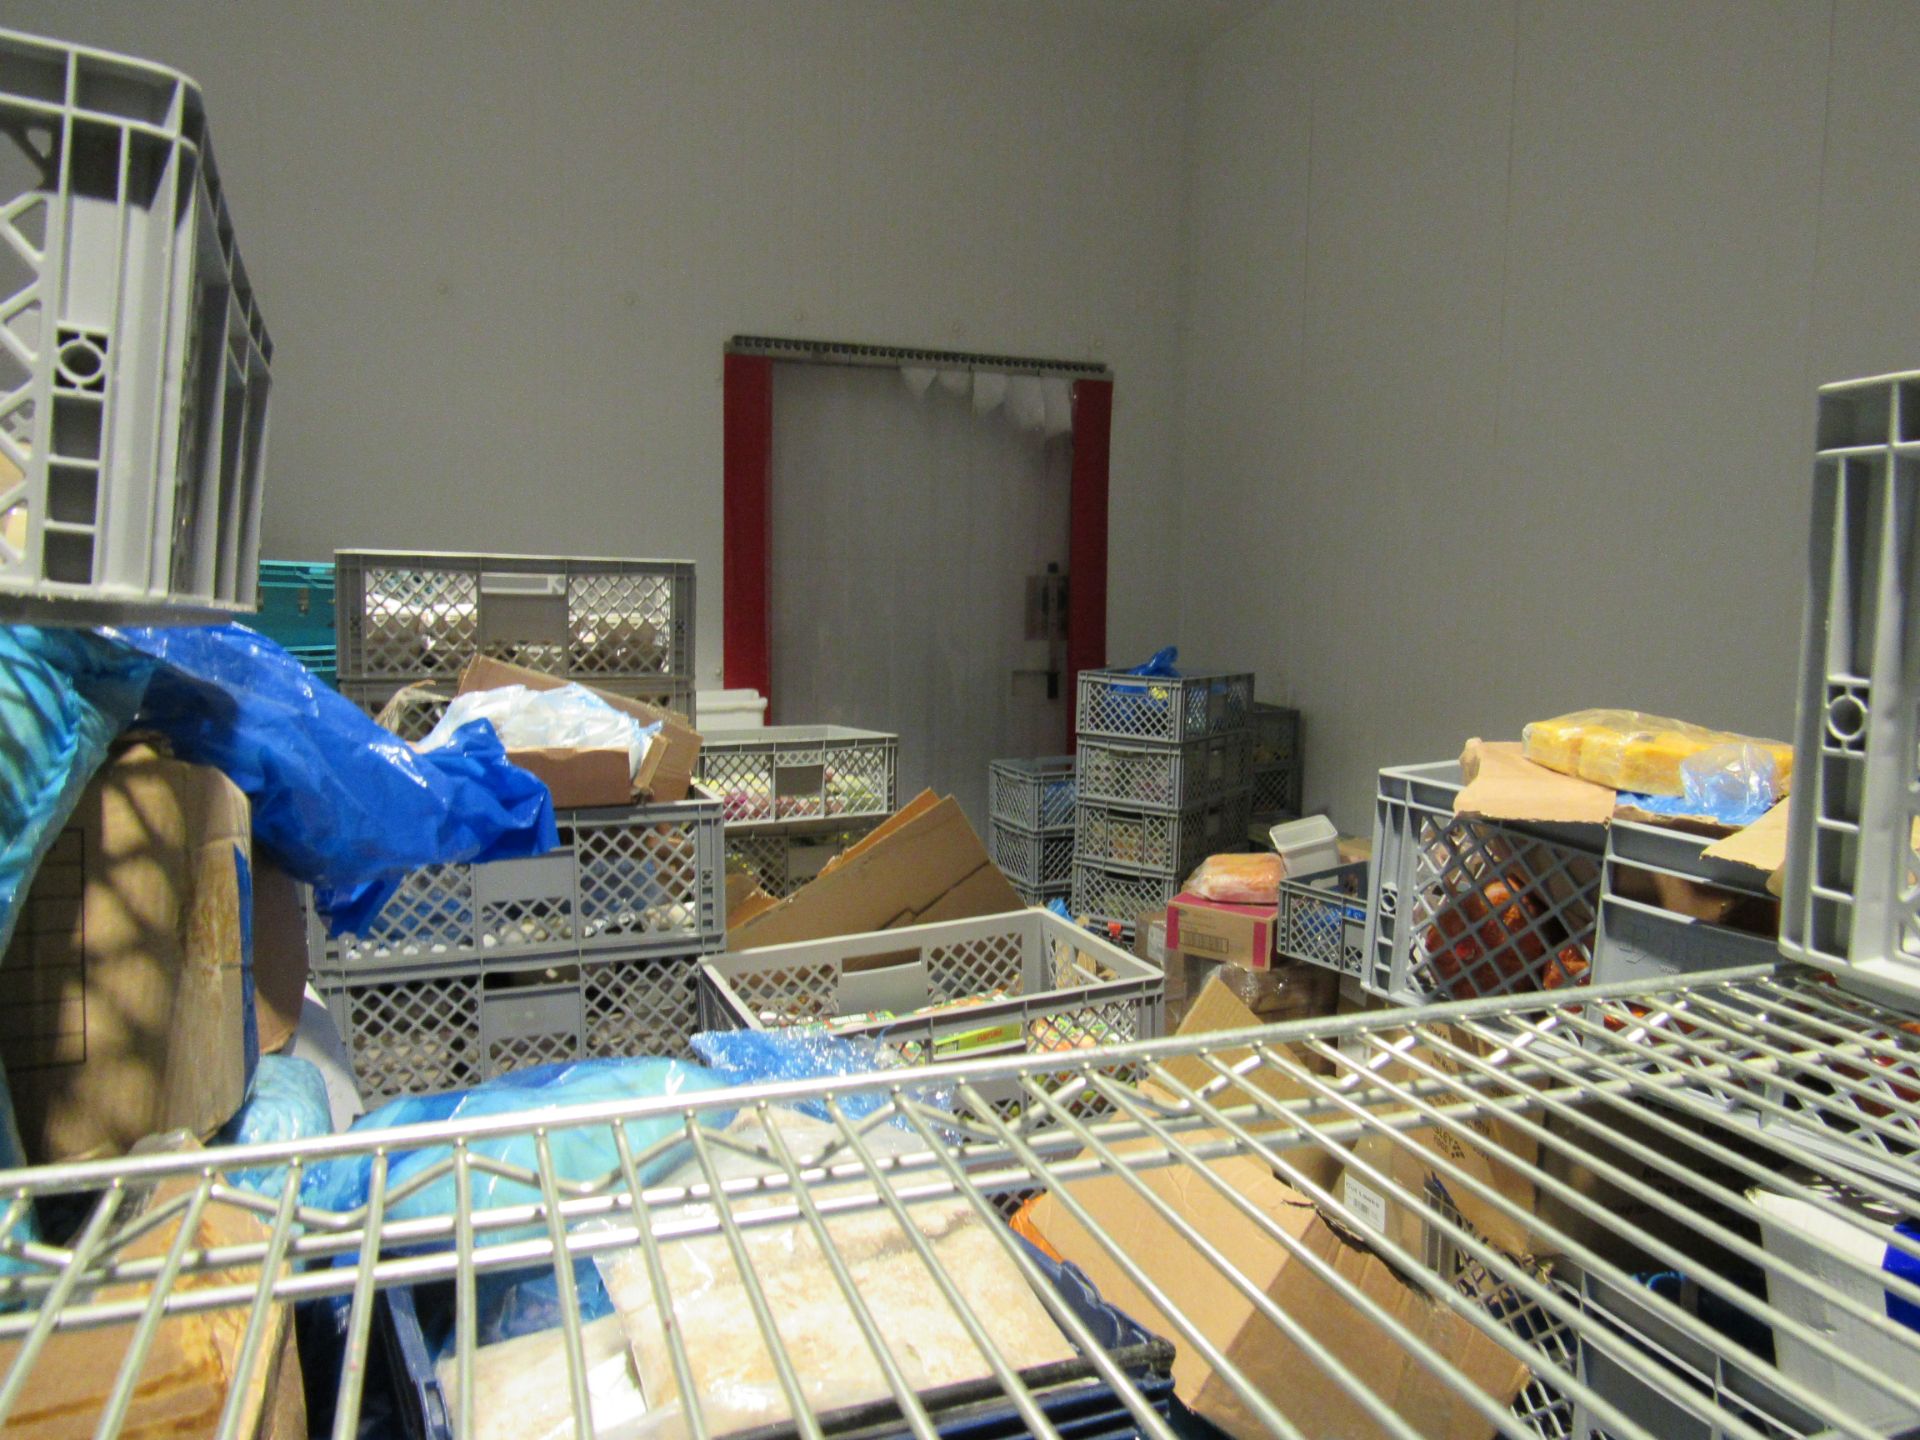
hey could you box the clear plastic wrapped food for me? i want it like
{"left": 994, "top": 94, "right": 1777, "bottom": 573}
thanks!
{"left": 1184, "top": 851, "right": 1283, "bottom": 904}
{"left": 1522, "top": 709, "right": 1794, "bottom": 797}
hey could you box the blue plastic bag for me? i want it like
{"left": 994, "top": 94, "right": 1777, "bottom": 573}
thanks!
{"left": 1124, "top": 646, "right": 1180, "bottom": 678}
{"left": 0, "top": 627, "right": 152, "bottom": 957}
{"left": 300, "top": 1057, "right": 732, "bottom": 1227}
{"left": 690, "top": 1029, "right": 953, "bottom": 1127}
{"left": 1620, "top": 743, "right": 1781, "bottom": 830}
{"left": 105, "top": 625, "right": 558, "bottom": 935}
{"left": 215, "top": 1054, "right": 335, "bottom": 1197}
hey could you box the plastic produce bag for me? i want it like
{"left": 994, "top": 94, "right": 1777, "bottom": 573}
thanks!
{"left": 105, "top": 624, "right": 558, "bottom": 935}
{"left": 299, "top": 1057, "right": 731, "bottom": 1230}
{"left": 1522, "top": 708, "right": 1794, "bottom": 798}
{"left": 420, "top": 683, "right": 660, "bottom": 781}
{"left": 0, "top": 627, "right": 152, "bottom": 957}
{"left": 1123, "top": 646, "right": 1181, "bottom": 678}
{"left": 1619, "top": 743, "right": 1783, "bottom": 829}
{"left": 595, "top": 1106, "right": 1075, "bottom": 1440}
{"left": 215, "top": 1054, "right": 334, "bottom": 1196}
{"left": 690, "top": 1029, "right": 953, "bottom": 1127}
{"left": 1185, "top": 851, "right": 1283, "bottom": 904}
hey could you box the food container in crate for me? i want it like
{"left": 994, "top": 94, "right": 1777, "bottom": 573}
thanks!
{"left": 1365, "top": 762, "right": 1603, "bottom": 1004}
{"left": 1782, "top": 369, "right": 1920, "bottom": 1001}
{"left": 1073, "top": 792, "right": 1250, "bottom": 878}
{"left": 725, "top": 823, "right": 876, "bottom": 899}
{"left": 1595, "top": 818, "right": 1779, "bottom": 986}
{"left": 1076, "top": 668, "right": 1253, "bottom": 745}
{"left": 696, "top": 724, "right": 897, "bottom": 828}
{"left": 696, "top": 909, "right": 1163, "bottom": 1107}
{"left": 305, "top": 788, "right": 725, "bottom": 967}
{"left": 1276, "top": 861, "right": 1370, "bottom": 978}
{"left": 313, "top": 948, "right": 704, "bottom": 1106}
{"left": 1070, "top": 861, "right": 1180, "bottom": 940}
{"left": 336, "top": 550, "right": 695, "bottom": 688}
{"left": 0, "top": 28, "right": 272, "bottom": 623}
{"left": 1075, "top": 733, "right": 1252, "bottom": 813}
{"left": 988, "top": 755, "right": 1077, "bottom": 832}
{"left": 990, "top": 820, "right": 1075, "bottom": 891}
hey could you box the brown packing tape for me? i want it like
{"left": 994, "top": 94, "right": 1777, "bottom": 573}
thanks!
{"left": 1456, "top": 739, "right": 1616, "bottom": 826}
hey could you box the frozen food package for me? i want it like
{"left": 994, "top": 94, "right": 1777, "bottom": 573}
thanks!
{"left": 437, "top": 1314, "right": 646, "bottom": 1440}
{"left": 596, "top": 1108, "right": 1076, "bottom": 1439}
{"left": 1522, "top": 709, "right": 1794, "bottom": 797}
{"left": 1185, "top": 851, "right": 1283, "bottom": 904}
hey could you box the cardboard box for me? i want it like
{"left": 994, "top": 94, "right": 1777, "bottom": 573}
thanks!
{"left": 1166, "top": 891, "right": 1276, "bottom": 970}
{"left": 0, "top": 1175, "right": 304, "bottom": 1438}
{"left": 1132, "top": 910, "right": 1167, "bottom": 968}
{"left": 727, "top": 791, "right": 1023, "bottom": 950}
{"left": 457, "top": 656, "right": 701, "bottom": 806}
{"left": 1026, "top": 1140, "right": 1529, "bottom": 1439}
{"left": 250, "top": 860, "right": 310, "bottom": 1055}
{"left": 1, "top": 746, "right": 253, "bottom": 1163}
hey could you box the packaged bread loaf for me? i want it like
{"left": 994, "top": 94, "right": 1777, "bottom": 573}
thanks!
{"left": 1522, "top": 709, "right": 1794, "bottom": 797}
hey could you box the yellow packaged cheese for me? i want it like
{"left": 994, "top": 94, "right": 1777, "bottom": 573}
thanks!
{"left": 1521, "top": 709, "right": 1794, "bottom": 797}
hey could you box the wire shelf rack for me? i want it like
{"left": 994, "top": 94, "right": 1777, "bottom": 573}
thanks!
{"left": 1, "top": 964, "right": 1918, "bottom": 1440}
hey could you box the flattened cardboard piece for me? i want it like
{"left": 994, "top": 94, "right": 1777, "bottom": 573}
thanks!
{"left": 1025, "top": 1145, "right": 1528, "bottom": 1439}
{"left": 727, "top": 795, "right": 1022, "bottom": 950}
{"left": 1456, "top": 739, "right": 1616, "bottom": 826}
{"left": 2, "top": 746, "right": 252, "bottom": 1163}
{"left": 0, "top": 1173, "right": 301, "bottom": 1438}
{"left": 724, "top": 872, "right": 780, "bottom": 929}
{"left": 456, "top": 655, "right": 700, "bottom": 803}
{"left": 250, "top": 860, "right": 310, "bottom": 1054}
{"left": 1702, "top": 798, "right": 1790, "bottom": 875}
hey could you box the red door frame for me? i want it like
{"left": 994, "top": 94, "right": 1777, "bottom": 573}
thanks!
{"left": 723, "top": 357, "right": 1111, "bottom": 742}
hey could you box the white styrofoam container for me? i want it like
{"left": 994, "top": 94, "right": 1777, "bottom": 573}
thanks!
{"left": 1268, "top": 814, "right": 1341, "bottom": 879}
{"left": 1749, "top": 1186, "right": 1920, "bottom": 1432}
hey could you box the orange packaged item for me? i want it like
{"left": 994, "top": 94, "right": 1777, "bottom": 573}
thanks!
{"left": 1522, "top": 709, "right": 1794, "bottom": 797}
{"left": 1184, "top": 852, "right": 1283, "bottom": 905}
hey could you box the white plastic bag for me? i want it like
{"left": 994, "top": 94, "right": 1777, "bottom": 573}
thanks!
{"left": 418, "top": 683, "right": 660, "bottom": 780}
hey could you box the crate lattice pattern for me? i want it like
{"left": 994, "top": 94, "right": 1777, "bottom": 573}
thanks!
{"left": 1249, "top": 703, "right": 1301, "bottom": 769}
{"left": 988, "top": 758, "right": 1077, "bottom": 832}
{"left": 1075, "top": 735, "right": 1253, "bottom": 812}
{"left": 1403, "top": 812, "right": 1599, "bottom": 1003}
{"left": 700, "top": 737, "right": 895, "bottom": 826}
{"left": 1251, "top": 764, "right": 1302, "bottom": 816}
{"left": 586, "top": 953, "right": 701, "bottom": 1062}
{"left": 990, "top": 823, "right": 1076, "bottom": 889}
{"left": 568, "top": 571, "right": 676, "bottom": 676}
{"left": 1277, "top": 879, "right": 1368, "bottom": 977}
{"left": 1071, "top": 862, "right": 1179, "bottom": 932}
{"left": 1073, "top": 794, "right": 1249, "bottom": 878}
{"left": 1076, "top": 670, "right": 1253, "bottom": 745}
{"left": 328, "top": 972, "right": 483, "bottom": 1103}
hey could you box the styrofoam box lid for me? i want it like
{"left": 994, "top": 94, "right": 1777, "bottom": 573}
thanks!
{"left": 1268, "top": 814, "right": 1338, "bottom": 854}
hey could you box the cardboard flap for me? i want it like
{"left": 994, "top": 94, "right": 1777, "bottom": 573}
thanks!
{"left": 456, "top": 656, "right": 700, "bottom": 802}
{"left": 1457, "top": 739, "right": 1615, "bottom": 825}
{"left": 1701, "top": 798, "right": 1790, "bottom": 875}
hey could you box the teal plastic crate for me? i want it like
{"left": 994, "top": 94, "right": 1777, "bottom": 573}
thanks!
{"left": 255, "top": 559, "right": 336, "bottom": 651}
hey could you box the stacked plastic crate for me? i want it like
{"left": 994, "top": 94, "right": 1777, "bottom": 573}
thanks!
{"left": 253, "top": 559, "right": 336, "bottom": 684}
{"left": 1070, "top": 668, "right": 1255, "bottom": 939}
{"left": 332, "top": 550, "right": 697, "bottom": 726}
{"left": 696, "top": 726, "right": 898, "bottom": 897}
{"left": 1249, "top": 701, "right": 1303, "bottom": 819}
{"left": 987, "top": 755, "right": 1077, "bottom": 906}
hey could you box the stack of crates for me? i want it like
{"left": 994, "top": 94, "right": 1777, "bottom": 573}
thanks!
{"left": 987, "top": 756, "right": 1077, "bottom": 906}
{"left": 253, "top": 559, "right": 336, "bottom": 685}
{"left": 306, "top": 784, "right": 726, "bottom": 1106}
{"left": 696, "top": 726, "right": 899, "bottom": 898}
{"left": 1249, "top": 701, "right": 1303, "bottom": 819}
{"left": 1070, "top": 667, "right": 1255, "bottom": 939}
{"left": 332, "top": 549, "right": 697, "bottom": 724}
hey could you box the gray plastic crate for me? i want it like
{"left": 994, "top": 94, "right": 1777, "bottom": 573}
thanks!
{"left": 305, "top": 787, "right": 724, "bottom": 968}
{"left": 314, "top": 948, "right": 704, "bottom": 1105}
{"left": 1072, "top": 792, "right": 1250, "bottom": 878}
{"left": 990, "top": 820, "right": 1075, "bottom": 890}
{"left": 1251, "top": 762, "right": 1302, "bottom": 817}
{"left": 696, "top": 909, "right": 1162, "bottom": 1106}
{"left": 1076, "top": 667, "right": 1253, "bottom": 745}
{"left": 0, "top": 28, "right": 272, "bottom": 623}
{"left": 1250, "top": 702, "right": 1300, "bottom": 768}
{"left": 1070, "top": 860, "right": 1179, "bottom": 939}
{"left": 1011, "top": 878, "right": 1070, "bottom": 908}
{"left": 343, "top": 674, "right": 695, "bottom": 744}
{"left": 336, "top": 550, "right": 695, "bottom": 688}
{"left": 725, "top": 822, "right": 877, "bottom": 899}
{"left": 697, "top": 724, "right": 896, "bottom": 830}
{"left": 1365, "top": 761, "right": 1604, "bottom": 1004}
{"left": 1075, "top": 733, "right": 1253, "bottom": 813}
{"left": 1594, "top": 819, "right": 1779, "bottom": 986}
{"left": 988, "top": 755, "right": 1077, "bottom": 832}
{"left": 1276, "top": 861, "right": 1370, "bottom": 978}
{"left": 1782, "top": 369, "right": 1920, "bottom": 1001}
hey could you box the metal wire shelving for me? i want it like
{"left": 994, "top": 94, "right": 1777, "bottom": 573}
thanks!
{"left": 0, "top": 963, "right": 1917, "bottom": 1440}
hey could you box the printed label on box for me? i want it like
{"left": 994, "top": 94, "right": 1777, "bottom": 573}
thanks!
{"left": 1346, "top": 1178, "right": 1388, "bottom": 1235}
